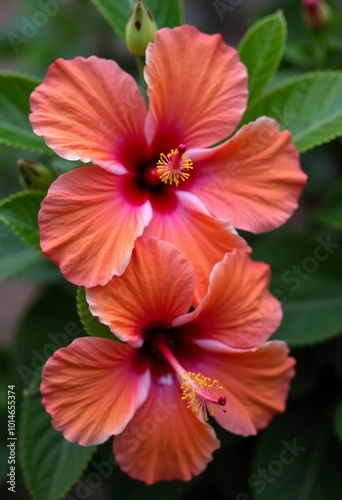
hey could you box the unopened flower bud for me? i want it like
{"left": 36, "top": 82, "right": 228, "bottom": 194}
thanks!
{"left": 17, "top": 159, "right": 53, "bottom": 191}
{"left": 303, "top": 0, "right": 332, "bottom": 30}
{"left": 125, "top": 0, "right": 157, "bottom": 57}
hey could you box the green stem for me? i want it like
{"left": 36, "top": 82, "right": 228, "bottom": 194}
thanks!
{"left": 136, "top": 55, "right": 147, "bottom": 96}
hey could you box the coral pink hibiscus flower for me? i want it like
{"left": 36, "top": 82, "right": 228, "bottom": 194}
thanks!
{"left": 41, "top": 239, "right": 295, "bottom": 484}
{"left": 30, "top": 25, "right": 306, "bottom": 295}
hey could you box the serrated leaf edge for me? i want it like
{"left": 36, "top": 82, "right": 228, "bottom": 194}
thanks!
{"left": 76, "top": 286, "right": 93, "bottom": 336}
{"left": 0, "top": 190, "right": 45, "bottom": 251}
{"left": 243, "top": 70, "right": 342, "bottom": 151}
{"left": 76, "top": 287, "right": 121, "bottom": 341}
{"left": 0, "top": 72, "right": 54, "bottom": 155}
{"left": 0, "top": 135, "right": 54, "bottom": 155}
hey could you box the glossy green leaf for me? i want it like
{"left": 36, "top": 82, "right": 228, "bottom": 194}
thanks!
{"left": 252, "top": 406, "right": 342, "bottom": 500}
{"left": 238, "top": 11, "right": 286, "bottom": 102}
{"left": 49, "top": 157, "right": 80, "bottom": 178}
{"left": 12, "top": 286, "right": 82, "bottom": 399}
{"left": 91, "top": 0, "right": 183, "bottom": 39}
{"left": 253, "top": 231, "right": 342, "bottom": 347}
{"left": 241, "top": 72, "right": 342, "bottom": 152}
{"left": 0, "top": 190, "right": 45, "bottom": 251}
{"left": 334, "top": 402, "right": 342, "bottom": 442}
{"left": 313, "top": 181, "right": 342, "bottom": 231}
{"left": 11, "top": 286, "right": 86, "bottom": 495}
{"left": 20, "top": 374, "right": 97, "bottom": 500}
{"left": 76, "top": 287, "right": 119, "bottom": 341}
{"left": 0, "top": 73, "right": 52, "bottom": 154}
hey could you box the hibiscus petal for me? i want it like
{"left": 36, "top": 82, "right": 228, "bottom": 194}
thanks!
{"left": 145, "top": 25, "right": 248, "bottom": 148}
{"left": 143, "top": 191, "right": 249, "bottom": 304}
{"left": 184, "top": 341, "right": 295, "bottom": 436}
{"left": 114, "top": 377, "right": 220, "bottom": 484}
{"left": 86, "top": 238, "right": 195, "bottom": 347}
{"left": 39, "top": 166, "right": 152, "bottom": 287}
{"left": 30, "top": 56, "right": 147, "bottom": 173}
{"left": 174, "top": 250, "right": 282, "bottom": 349}
{"left": 41, "top": 337, "right": 150, "bottom": 446}
{"left": 189, "top": 117, "right": 307, "bottom": 232}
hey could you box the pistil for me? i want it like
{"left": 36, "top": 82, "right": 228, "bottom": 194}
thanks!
{"left": 156, "top": 339, "right": 226, "bottom": 422}
{"left": 156, "top": 144, "right": 194, "bottom": 187}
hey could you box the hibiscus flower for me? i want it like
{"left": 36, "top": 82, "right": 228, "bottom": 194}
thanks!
{"left": 41, "top": 239, "right": 295, "bottom": 484}
{"left": 30, "top": 25, "right": 306, "bottom": 297}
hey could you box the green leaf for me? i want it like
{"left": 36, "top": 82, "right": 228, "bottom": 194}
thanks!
{"left": 313, "top": 181, "right": 342, "bottom": 231}
{"left": 20, "top": 374, "right": 97, "bottom": 500}
{"left": 0, "top": 73, "right": 52, "bottom": 154}
{"left": 15, "top": 287, "right": 96, "bottom": 500}
{"left": 238, "top": 11, "right": 286, "bottom": 103}
{"left": 0, "top": 221, "right": 62, "bottom": 283}
{"left": 334, "top": 402, "right": 342, "bottom": 442}
{"left": 49, "top": 157, "right": 80, "bottom": 178}
{"left": 253, "top": 231, "right": 342, "bottom": 347}
{"left": 0, "top": 246, "right": 42, "bottom": 282}
{"left": 252, "top": 405, "right": 342, "bottom": 500}
{"left": 285, "top": 41, "right": 322, "bottom": 70}
{"left": 241, "top": 72, "right": 342, "bottom": 152}
{"left": 0, "top": 191, "right": 45, "bottom": 251}
{"left": 12, "top": 286, "right": 82, "bottom": 396}
{"left": 288, "top": 351, "right": 319, "bottom": 399}
{"left": 76, "top": 287, "right": 118, "bottom": 341}
{"left": 90, "top": 0, "right": 183, "bottom": 39}
{"left": 0, "top": 223, "right": 47, "bottom": 282}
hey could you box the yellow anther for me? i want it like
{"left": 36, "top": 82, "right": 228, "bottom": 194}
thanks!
{"left": 180, "top": 371, "right": 226, "bottom": 422}
{"left": 156, "top": 144, "right": 193, "bottom": 187}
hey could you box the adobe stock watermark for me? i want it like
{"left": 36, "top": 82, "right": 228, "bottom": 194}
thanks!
{"left": 281, "top": 235, "right": 340, "bottom": 292}
{"left": 65, "top": 451, "right": 118, "bottom": 500}
{"left": 236, "top": 438, "right": 306, "bottom": 499}
{"left": 213, "top": 0, "right": 244, "bottom": 21}
{"left": 7, "top": 0, "right": 71, "bottom": 54}
{"left": 230, "top": 234, "right": 340, "bottom": 336}
{"left": 17, "top": 321, "right": 82, "bottom": 385}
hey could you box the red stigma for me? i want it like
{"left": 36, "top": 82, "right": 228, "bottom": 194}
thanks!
{"left": 178, "top": 144, "right": 186, "bottom": 154}
{"left": 218, "top": 396, "right": 226, "bottom": 407}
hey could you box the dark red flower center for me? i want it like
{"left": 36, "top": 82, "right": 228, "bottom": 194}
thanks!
{"left": 117, "top": 133, "right": 194, "bottom": 213}
{"left": 141, "top": 323, "right": 227, "bottom": 422}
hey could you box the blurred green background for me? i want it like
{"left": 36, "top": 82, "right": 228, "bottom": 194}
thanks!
{"left": 1, "top": 1, "right": 342, "bottom": 499}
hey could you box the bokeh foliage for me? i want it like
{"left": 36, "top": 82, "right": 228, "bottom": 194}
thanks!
{"left": 1, "top": 1, "right": 342, "bottom": 499}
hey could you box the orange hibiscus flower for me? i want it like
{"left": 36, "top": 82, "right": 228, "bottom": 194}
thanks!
{"left": 30, "top": 25, "right": 306, "bottom": 297}
{"left": 41, "top": 239, "right": 295, "bottom": 484}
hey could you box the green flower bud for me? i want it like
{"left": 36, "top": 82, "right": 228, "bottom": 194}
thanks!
{"left": 125, "top": 0, "right": 157, "bottom": 57}
{"left": 17, "top": 159, "right": 54, "bottom": 191}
